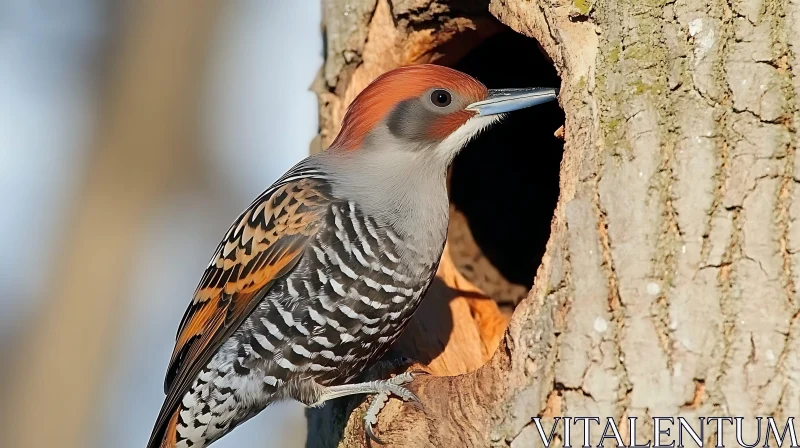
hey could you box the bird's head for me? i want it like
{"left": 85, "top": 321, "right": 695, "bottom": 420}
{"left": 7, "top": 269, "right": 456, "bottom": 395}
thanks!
{"left": 328, "top": 64, "right": 558, "bottom": 163}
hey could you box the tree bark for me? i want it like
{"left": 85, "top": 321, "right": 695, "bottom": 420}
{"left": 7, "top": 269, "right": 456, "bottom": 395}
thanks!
{"left": 308, "top": 0, "right": 800, "bottom": 446}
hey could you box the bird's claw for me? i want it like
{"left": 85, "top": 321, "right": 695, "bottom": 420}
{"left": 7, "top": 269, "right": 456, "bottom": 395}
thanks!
{"left": 388, "top": 371, "right": 425, "bottom": 409}
{"left": 365, "top": 391, "right": 389, "bottom": 445}
{"left": 366, "top": 422, "right": 386, "bottom": 445}
{"left": 363, "top": 372, "right": 426, "bottom": 444}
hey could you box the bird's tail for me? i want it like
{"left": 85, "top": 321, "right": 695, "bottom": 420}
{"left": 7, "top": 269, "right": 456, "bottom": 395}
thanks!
{"left": 146, "top": 407, "right": 180, "bottom": 448}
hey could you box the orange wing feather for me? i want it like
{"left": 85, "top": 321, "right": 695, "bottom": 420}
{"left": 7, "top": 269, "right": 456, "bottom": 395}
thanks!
{"left": 148, "top": 176, "right": 331, "bottom": 448}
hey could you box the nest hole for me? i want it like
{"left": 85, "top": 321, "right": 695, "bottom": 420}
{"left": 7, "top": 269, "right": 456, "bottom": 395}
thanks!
{"left": 448, "top": 30, "right": 564, "bottom": 312}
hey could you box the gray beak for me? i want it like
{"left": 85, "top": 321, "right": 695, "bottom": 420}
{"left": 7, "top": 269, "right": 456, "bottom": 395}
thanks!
{"left": 466, "top": 88, "right": 559, "bottom": 116}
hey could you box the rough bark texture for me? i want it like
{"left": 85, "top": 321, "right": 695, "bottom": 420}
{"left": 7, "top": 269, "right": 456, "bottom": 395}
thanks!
{"left": 308, "top": 0, "right": 800, "bottom": 446}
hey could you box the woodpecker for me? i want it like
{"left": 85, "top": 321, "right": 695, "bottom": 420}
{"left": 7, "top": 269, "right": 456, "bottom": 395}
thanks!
{"left": 147, "top": 64, "right": 557, "bottom": 448}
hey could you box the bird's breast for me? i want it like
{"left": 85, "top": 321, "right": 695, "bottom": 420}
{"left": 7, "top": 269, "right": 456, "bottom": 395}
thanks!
{"left": 237, "top": 199, "right": 443, "bottom": 386}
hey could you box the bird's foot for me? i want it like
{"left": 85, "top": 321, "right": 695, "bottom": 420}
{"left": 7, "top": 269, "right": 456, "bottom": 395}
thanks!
{"left": 308, "top": 364, "right": 429, "bottom": 445}
{"left": 309, "top": 370, "right": 428, "bottom": 445}
{"left": 363, "top": 370, "right": 428, "bottom": 445}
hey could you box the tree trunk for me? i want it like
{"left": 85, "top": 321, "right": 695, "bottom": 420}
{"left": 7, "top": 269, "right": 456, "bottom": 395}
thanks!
{"left": 308, "top": 0, "right": 800, "bottom": 446}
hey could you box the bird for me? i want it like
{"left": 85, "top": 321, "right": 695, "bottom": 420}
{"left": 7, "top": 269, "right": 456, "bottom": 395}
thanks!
{"left": 146, "top": 63, "right": 558, "bottom": 448}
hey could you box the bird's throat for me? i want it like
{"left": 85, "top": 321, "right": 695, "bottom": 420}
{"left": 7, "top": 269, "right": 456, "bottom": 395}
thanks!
{"left": 321, "top": 146, "right": 450, "bottom": 261}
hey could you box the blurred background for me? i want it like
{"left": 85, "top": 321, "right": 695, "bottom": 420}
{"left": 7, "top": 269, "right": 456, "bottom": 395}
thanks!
{"left": 0, "top": 1, "right": 320, "bottom": 446}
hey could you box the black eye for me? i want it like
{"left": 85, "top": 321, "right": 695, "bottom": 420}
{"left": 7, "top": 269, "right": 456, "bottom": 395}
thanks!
{"left": 430, "top": 89, "right": 452, "bottom": 107}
